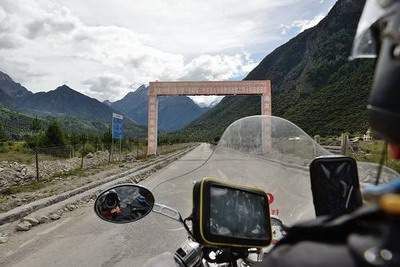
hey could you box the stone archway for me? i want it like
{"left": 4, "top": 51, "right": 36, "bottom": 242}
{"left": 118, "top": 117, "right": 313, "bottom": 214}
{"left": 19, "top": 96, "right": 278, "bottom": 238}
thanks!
{"left": 147, "top": 80, "right": 271, "bottom": 155}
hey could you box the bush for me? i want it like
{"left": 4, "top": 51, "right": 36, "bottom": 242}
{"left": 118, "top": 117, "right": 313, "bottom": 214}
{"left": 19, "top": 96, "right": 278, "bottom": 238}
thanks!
{"left": 0, "top": 142, "right": 9, "bottom": 153}
{"left": 45, "top": 121, "right": 66, "bottom": 146}
{"left": 0, "top": 124, "right": 7, "bottom": 142}
{"left": 82, "top": 143, "right": 96, "bottom": 154}
{"left": 102, "top": 128, "right": 112, "bottom": 150}
{"left": 25, "top": 132, "right": 46, "bottom": 149}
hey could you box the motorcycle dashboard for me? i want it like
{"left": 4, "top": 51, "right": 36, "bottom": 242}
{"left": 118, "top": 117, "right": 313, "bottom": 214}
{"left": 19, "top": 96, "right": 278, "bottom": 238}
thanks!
{"left": 192, "top": 178, "right": 272, "bottom": 248}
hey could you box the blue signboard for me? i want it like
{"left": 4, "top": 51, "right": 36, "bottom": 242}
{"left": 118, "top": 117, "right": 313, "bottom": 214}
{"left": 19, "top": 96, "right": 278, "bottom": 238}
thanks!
{"left": 112, "top": 113, "right": 124, "bottom": 139}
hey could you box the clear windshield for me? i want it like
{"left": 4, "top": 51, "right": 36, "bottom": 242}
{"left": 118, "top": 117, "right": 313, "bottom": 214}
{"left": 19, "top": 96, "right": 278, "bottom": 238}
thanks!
{"left": 144, "top": 115, "right": 399, "bottom": 256}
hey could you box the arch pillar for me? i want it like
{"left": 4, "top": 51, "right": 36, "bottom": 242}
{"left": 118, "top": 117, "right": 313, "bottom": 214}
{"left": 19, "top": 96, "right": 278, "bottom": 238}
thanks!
{"left": 147, "top": 81, "right": 271, "bottom": 155}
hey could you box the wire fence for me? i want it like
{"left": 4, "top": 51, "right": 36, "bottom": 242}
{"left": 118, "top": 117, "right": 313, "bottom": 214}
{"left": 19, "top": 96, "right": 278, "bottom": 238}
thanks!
{"left": 0, "top": 140, "right": 193, "bottom": 186}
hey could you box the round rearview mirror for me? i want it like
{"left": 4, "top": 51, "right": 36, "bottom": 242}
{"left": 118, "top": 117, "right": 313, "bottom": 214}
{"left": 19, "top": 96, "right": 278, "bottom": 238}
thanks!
{"left": 94, "top": 184, "right": 155, "bottom": 224}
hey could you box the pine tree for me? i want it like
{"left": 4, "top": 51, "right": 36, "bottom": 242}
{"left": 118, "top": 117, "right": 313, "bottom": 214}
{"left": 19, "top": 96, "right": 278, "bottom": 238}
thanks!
{"left": 0, "top": 123, "right": 7, "bottom": 142}
{"left": 45, "top": 121, "right": 66, "bottom": 146}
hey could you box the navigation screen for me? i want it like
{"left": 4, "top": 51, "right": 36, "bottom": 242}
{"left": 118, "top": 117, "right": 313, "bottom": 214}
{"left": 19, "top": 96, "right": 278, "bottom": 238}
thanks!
{"left": 208, "top": 185, "right": 269, "bottom": 240}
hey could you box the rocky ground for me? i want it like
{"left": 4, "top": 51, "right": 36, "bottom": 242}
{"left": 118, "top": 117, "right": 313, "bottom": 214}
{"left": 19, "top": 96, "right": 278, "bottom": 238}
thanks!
{"left": 0, "top": 151, "right": 128, "bottom": 192}
{"left": 0, "top": 150, "right": 167, "bottom": 213}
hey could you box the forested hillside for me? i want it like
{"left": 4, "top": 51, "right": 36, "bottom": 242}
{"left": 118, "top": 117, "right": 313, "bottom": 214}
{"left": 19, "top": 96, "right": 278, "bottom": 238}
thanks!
{"left": 169, "top": 0, "right": 372, "bottom": 142}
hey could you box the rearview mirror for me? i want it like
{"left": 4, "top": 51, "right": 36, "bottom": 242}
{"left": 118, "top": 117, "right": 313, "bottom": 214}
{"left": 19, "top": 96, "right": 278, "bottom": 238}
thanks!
{"left": 94, "top": 184, "right": 155, "bottom": 224}
{"left": 309, "top": 156, "right": 362, "bottom": 217}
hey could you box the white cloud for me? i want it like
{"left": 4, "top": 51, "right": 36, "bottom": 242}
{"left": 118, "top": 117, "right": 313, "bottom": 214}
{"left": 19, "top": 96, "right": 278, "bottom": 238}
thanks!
{"left": 293, "top": 14, "right": 325, "bottom": 32}
{"left": 281, "top": 14, "right": 325, "bottom": 34}
{"left": 25, "top": 11, "right": 78, "bottom": 39}
{"left": 189, "top": 96, "right": 224, "bottom": 108}
{"left": 0, "top": 34, "right": 23, "bottom": 49}
{"left": 182, "top": 53, "right": 257, "bottom": 81}
{"left": 81, "top": 73, "right": 130, "bottom": 100}
{"left": 0, "top": 0, "right": 336, "bottom": 103}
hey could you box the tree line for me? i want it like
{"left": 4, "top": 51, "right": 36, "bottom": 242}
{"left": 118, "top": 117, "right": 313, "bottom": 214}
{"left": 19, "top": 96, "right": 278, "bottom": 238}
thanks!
{"left": 0, "top": 117, "right": 147, "bottom": 159}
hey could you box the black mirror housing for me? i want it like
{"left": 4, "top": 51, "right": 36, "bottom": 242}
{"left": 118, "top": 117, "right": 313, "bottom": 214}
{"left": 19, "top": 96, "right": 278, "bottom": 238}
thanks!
{"left": 94, "top": 184, "right": 155, "bottom": 224}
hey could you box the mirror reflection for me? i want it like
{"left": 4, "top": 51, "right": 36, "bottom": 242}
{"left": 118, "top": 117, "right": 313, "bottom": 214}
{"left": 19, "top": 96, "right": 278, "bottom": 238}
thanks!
{"left": 94, "top": 184, "right": 155, "bottom": 223}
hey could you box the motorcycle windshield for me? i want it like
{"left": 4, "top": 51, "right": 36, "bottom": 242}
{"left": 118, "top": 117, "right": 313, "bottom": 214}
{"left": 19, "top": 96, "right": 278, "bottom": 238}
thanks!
{"left": 144, "top": 115, "right": 399, "bottom": 257}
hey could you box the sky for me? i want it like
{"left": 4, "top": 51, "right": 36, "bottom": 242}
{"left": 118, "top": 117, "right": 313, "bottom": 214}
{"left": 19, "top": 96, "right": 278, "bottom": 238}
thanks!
{"left": 0, "top": 0, "right": 336, "bottom": 106}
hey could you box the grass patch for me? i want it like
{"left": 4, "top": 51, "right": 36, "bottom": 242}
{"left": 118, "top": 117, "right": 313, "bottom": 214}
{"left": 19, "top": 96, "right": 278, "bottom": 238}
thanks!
{"left": 3, "top": 180, "right": 48, "bottom": 195}
{"left": 0, "top": 151, "right": 62, "bottom": 164}
{"left": 352, "top": 141, "right": 400, "bottom": 173}
{"left": 0, "top": 195, "right": 7, "bottom": 205}
{"left": 0, "top": 141, "right": 64, "bottom": 163}
{"left": 0, "top": 150, "right": 35, "bottom": 164}
{"left": 54, "top": 168, "right": 87, "bottom": 178}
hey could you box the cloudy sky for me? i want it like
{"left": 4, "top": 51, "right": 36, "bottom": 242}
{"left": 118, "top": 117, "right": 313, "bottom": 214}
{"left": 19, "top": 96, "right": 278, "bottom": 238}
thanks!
{"left": 0, "top": 0, "right": 336, "bottom": 105}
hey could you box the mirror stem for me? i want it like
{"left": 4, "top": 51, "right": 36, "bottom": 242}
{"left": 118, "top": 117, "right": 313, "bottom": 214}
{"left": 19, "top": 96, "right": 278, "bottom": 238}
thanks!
{"left": 152, "top": 203, "right": 184, "bottom": 224}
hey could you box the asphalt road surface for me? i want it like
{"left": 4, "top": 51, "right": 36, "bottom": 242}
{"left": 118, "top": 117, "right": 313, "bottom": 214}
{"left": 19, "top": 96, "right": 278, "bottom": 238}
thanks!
{"left": 0, "top": 143, "right": 316, "bottom": 267}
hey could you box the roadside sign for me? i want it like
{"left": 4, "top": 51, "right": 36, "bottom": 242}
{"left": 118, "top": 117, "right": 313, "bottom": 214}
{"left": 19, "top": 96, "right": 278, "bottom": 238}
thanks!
{"left": 112, "top": 113, "right": 123, "bottom": 139}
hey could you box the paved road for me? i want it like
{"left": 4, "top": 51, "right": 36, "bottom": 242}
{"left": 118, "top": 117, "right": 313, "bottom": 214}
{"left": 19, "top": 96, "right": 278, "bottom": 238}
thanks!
{"left": 0, "top": 143, "right": 315, "bottom": 267}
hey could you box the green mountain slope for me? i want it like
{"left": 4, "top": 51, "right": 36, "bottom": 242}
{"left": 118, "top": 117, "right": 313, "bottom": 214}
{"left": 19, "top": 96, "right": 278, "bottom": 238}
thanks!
{"left": 171, "top": 0, "right": 372, "bottom": 141}
{"left": 0, "top": 106, "right": 145, "bottom": 139}
{"left": 0, "top": 77, "right": 146, "bottom": 138}
{"left": 17, "top": 85, "right": 119, "bottom": 122}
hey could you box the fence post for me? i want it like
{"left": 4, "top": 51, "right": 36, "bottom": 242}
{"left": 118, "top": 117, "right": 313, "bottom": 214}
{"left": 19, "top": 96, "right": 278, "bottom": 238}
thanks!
{"left": 119, "top": 139, "right": 122, "bottom": 161}
{"left": 111, "top": 140, "right": 114, "bottom": 162}
{"left": 35, "top": 148, "right": 39, "bottom": 181}
{"left": 341, "top": 133, "right": 349, "bottom": 155}
{"left": 80, "top": 143, "right": 85, "bottom": 169}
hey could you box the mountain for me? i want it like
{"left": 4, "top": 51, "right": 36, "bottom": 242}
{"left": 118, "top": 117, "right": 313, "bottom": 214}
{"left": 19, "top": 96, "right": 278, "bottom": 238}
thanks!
{"left": 16, "top": 85, "right": 115, "bottom": 121}
{"left": 172, "top": 0, "right": 371, "bottom": 141}
{"left": 111, "top": 85, "right": 209, "bottom": 132}
{"left": 0, "top": 106, "right": 145, "bottom": 140}
{"left": 14, "top": 85, "right": 145, "bottom": 136}
{"left": 0, "top": 73, "right": 146, "bottom": 137}
{"left": 0, "top": 88, "right": 14, "bottom": 107}
{"left": 103, "top": 100, "right": 112, "bottom": 106}
{"left": 0, "top": 71, "right": 32, "bottom": 98}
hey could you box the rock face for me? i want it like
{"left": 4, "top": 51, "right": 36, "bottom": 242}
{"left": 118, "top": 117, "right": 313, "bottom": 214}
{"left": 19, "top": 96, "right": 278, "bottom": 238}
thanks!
{"left": 23, "top": 216, "right": 39, "bottom": 226}
{"left": 38, "top": 215, "right": 50, "bottom": 224}
{"left": 66, "top": 204, "right": 76, "bottom": 211}
{"left": 0, "top": 233, "right": 8, "bottom": 244}
{"left": 16, "top": 221, "right": 32, "bottom": 231}
{"left": 49, "top": 213, "right": 61, "bottom": 220}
